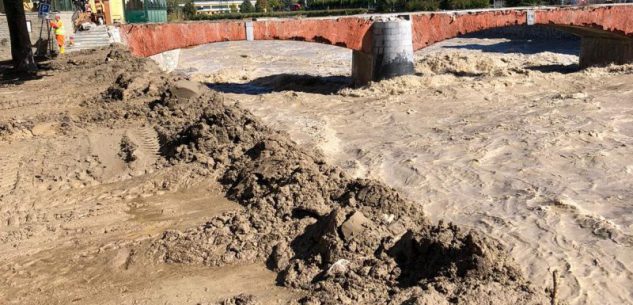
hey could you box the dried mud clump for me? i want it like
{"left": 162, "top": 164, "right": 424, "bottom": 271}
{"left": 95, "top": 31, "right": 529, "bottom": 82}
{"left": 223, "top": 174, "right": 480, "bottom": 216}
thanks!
{"left": 273, "top": 216, "right": 543, "bottom": 305}
{"left": 74, "top": 47, "right": 547, "bottom": 304}
{"left": 196, "top": 294, "right": 261, "bottom": 305}
{"left": 119, "top": 135, "right": 138, "bottom": 162}
{"left": 217, "top": 294, "right": 261, "bottom": 305}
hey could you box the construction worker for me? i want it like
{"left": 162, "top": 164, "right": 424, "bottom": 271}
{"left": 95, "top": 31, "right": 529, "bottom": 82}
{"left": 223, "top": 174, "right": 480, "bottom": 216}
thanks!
{"left": 50, "top": 15, "right": 66, "bottom": 54}
{"left": 94, "top": 0, "right": 105, "bottom": 25}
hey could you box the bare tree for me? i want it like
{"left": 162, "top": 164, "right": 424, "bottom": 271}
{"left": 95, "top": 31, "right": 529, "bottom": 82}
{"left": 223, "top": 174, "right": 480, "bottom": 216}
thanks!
{"left": 3, "top": 0, "right": 37, "bottom": 71}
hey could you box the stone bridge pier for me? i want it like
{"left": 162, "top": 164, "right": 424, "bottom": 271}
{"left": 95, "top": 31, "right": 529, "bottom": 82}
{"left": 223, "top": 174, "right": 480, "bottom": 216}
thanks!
{"left": 572, "top": 29, "right": 633, "bottom": 68}
{"left": 581, "top": 37, "right": 633, "bottom": 68}
{"left": 352, "top": 18, "right": 415, "bottom": 86}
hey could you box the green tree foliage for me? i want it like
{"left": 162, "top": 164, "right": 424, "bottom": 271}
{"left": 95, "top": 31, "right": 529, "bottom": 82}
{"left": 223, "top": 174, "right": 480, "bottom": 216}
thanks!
{"left": 167, "top": 0, "right": 190, "bottom": 21}
{"left": 255, "top": 0, "right": 269, "bottom": 12}
{"left": 190, "top": 8, "right": 368, "bottom": 20}
{"left": 268, "top": 0, "right": 282, "bottom": 10}
{"left": 405, "top": 0, "right": 440, "bottom": 10}
{"left": 309, "top": 0, "right": 371, "bottom": 10}
{"left": 444, "top": 0, "right": 488, "bottom": 9}
{"left": 230, "top": 3, "right": 239, "bottom": 12}
{"left": 282, "top": 0, "right": 297, "bottom": 8}
{"left": 504, "top": 0, "right": 547, "bottom": 6}
{"left": 377, "top": 0, "right": 442, "bottom": 12}
{"left": 167, "top": 0, "right": 178, "bottom": 14}
{"left": 309, "top": 0, "right": 488, "bottom": 11}
{"left": 374, "top": 0, "right": 488, "bottom": 12}
{"left": 376, "top": 0, "right": 398, "bottom": 12}
{"left": 183, "top": 0, "right": 196, "bottom": 18}
{"left": 246, "top": 0, "right": 492, "bottom": 12}
{"left": 240, "top": 0, "right": 255, "bottom": 12}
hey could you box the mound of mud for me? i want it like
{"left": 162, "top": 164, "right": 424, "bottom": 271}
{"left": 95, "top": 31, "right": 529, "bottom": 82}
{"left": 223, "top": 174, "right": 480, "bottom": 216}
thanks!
{"left": 415, "top": 50, "right": 576, "bottom": 77}
{"left": 59, "top": 46, "right": 548, "bottom": 304}
{"left": 417, "top": 51, "right": 520, "bottom": 77}
{"left": 339, "top": 50, "right": 581, "bottom": 99}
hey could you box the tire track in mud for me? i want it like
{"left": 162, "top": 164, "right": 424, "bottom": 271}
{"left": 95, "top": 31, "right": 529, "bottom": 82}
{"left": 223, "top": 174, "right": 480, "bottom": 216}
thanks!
{"left": 0, "top": 98, "right": 44, "bottom": 111}
{"left": 0, "top": 152, "right": 19, "bottom": 197}
{"left": 125, "top": 126, "right": 161, "bottom": 167}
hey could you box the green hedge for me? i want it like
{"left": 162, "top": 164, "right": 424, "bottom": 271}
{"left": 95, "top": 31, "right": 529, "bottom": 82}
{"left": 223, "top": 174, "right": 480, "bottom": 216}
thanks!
{"left": 504, "top": 0, "right": 554, "bottom": 6}
{"left": 376, "top": 0, "right": 492, "bottom": 12}
{"left": 445, "top": 0, "right": 490, "bottom": 9}
{"left": 307, "top": 0, "right": 372, "bottom": 10}
{"left": 189, "top": 8, "right": 368, "bottom": 20}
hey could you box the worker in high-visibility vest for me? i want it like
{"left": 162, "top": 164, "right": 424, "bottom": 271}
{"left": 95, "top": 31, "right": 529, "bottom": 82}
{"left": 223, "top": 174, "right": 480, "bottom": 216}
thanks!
{"left": 50, "top": 15, "right": 66, "bottom": 54}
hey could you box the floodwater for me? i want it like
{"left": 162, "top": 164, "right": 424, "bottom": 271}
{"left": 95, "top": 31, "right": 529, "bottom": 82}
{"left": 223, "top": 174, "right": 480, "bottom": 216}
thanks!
{"left": 174, "top": 36, "right": 633, "bottom": 305}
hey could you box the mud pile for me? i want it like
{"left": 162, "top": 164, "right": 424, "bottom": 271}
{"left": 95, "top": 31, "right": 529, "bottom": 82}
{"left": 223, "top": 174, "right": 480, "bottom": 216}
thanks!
{"left": 414, "top": 50, "right": 577, "bottom": 77}
{"left": 65, "top": 46, "right": 548, "bottom": 304}
{"left": 416, "top": 51, "right": 523, "bottom": 77}
{"left": 339, "top": 49, "right": 580, "bottom": 99}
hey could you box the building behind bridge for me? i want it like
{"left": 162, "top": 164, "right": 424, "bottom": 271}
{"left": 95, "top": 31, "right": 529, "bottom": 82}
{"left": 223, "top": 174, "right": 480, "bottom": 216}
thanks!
{"left": 0, "top": 0, "right": 169, "bottom": 26}
{"left": 193, "top": 0, "right": 256, "bottom": 14}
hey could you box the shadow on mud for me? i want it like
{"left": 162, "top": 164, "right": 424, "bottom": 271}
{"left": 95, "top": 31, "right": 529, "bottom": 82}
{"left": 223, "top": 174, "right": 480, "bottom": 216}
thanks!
{"left": 446, "top": 40, "right": 579, "bottom": 56}
{"left": 525, "top": 63, "right": 580, "bottom": 74}
{"left": 205, "top": 74, "right": 351, "bottom": 95}
{"left": 0, "top": 59, "right": 44, "bottom": 86}
{"left": 0, "top": 51, "right": 70, "bottom": 86}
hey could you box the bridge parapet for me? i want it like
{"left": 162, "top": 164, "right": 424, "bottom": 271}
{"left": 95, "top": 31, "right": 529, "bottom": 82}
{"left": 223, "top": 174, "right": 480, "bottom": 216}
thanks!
{"left": 119, "top": 4, "right": 633, "bottom": 84}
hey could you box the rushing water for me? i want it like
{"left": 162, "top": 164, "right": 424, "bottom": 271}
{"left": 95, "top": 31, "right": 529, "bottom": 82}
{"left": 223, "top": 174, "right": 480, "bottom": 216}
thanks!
{"left": 172, "top": 37, "right": 633, "bottom": 305}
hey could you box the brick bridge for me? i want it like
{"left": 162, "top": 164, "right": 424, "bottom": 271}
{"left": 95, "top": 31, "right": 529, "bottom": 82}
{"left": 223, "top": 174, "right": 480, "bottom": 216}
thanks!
{"left": 119, "top": 4, "right": 633, "bottom": 84}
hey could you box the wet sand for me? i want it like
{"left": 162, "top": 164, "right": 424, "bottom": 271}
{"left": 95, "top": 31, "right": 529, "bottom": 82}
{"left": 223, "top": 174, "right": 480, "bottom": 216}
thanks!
{"left": 177, "top": 38, "right": 633, "bottom": 305}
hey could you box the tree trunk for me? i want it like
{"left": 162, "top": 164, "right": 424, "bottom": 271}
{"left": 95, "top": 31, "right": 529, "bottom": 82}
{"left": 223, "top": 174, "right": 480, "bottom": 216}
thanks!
{"left": 3, "top": 0, "right": 37, "bottom": 72}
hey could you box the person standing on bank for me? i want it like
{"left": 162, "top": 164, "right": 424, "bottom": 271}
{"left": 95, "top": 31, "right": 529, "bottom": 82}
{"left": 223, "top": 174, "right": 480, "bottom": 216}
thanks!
{"left": 50, "top": 15, "right": 66, "bottom": 54}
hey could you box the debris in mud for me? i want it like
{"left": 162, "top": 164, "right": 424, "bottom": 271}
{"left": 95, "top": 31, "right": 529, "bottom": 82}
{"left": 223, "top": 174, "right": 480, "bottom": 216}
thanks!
{"left": 171, "top": 79, "right": 205, "bottom": 99}
{"left": 119, "top": 134, "right": 138, "bottom": 162}
{"left": 216, "top": 294, "right": 260, "bottom": 305}
{"left": 0, "top": 119, "right": 34, "bottom": 139}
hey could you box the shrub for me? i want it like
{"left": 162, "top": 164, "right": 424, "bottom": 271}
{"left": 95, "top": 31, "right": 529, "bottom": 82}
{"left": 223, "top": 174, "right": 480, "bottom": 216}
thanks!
{"left": 188, "top": 8, "right": 369, "bottom": 20}
{"left": 240, "top": 0, "right": 255, "bottom": 12}
{"left": 183, "top": 0, "right": 196, "bottom": 18}
{"left": 504, "top": 0, "right": 546, "bottom": 6}
{"left": 406, "top": 0, "right": 441, "bottom": 11}
{"left": 444, "top": 0, "right": 489, "bottom": 9}
{"left": 255, "top": 0, "right": 269, "bottom": 12}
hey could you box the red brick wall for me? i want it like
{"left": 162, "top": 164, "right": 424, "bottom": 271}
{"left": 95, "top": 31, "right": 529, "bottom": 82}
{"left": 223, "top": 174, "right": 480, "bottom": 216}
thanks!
{"left": 410, "top": 6, "right": 633, "bottom": 51}
{"left": 119, "top": 5, "right": 633, "bottom": 57}
{"left": 536, "top": 6, "right": 633, "bottom": 37}
{"left": 411, "top": 10, "right": 527, "bottom": 51}
{"left": 120, "top": 21, "right": 246, "bottom": 57}
{"left": 251, "top": 18, "right": 373, "bottom": 51}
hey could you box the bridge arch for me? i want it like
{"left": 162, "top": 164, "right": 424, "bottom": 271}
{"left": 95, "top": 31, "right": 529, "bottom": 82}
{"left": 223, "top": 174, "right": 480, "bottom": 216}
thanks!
{"left": 119, "top": 5, "right": 633, "bottom": 82}
{"left": 120, "top": 18, "right": 374, "bottom": 58}
{"left": 410, "top": 6, "right": 633, "bottom": 50}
